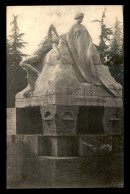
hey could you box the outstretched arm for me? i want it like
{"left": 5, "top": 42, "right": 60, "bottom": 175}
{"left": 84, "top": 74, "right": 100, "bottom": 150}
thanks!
{"left": 48, "top": 24, "right": 59, "bottom": 38}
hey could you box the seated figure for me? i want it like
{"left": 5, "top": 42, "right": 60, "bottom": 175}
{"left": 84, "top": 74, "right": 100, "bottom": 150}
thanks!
{"left": 20, "top": 24, "right": 60, "bottom": 98}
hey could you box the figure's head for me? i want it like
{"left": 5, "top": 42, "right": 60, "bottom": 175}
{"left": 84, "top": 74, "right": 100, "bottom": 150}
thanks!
{"left": 74, "top": 13, "right": 84, "bottom": 24}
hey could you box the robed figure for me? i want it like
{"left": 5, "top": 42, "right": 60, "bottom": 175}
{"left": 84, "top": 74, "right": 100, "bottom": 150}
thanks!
{"left": 66, "top": 13, "right": 122, "bottom": 97}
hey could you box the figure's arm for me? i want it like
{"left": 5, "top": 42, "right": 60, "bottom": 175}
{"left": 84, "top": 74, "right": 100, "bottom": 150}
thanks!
{"left": 48, "top": 24, "right": 59, "bottom": 38}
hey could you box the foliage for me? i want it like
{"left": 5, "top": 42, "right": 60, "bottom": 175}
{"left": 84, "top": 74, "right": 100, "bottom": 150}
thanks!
{"left": 107, "top": 18, "right": 123, "bottom": 85}
{"left": 91, "top": 9, "right": 123, "bottom": 85}
{"left": 7, "top": 15, "right": 28, "bottom": 107}
{"left": 91, "top": 8, "right": 113, "bottom": 63}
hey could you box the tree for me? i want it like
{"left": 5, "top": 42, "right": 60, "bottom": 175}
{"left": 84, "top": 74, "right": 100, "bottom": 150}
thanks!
{"left": 107, "top": 18, "right": 123, "bottom": 85}
{"left": 8, "top": 15, "right": 28, "bottom": 64}
{"left": 7, "top": 15, "right": 28, "bottom": 107}
{"left": 91, "top": 8, "right": 113, "bottom": 64}
{"left": 109, "top": 18, "right": 123, "bottom": 64}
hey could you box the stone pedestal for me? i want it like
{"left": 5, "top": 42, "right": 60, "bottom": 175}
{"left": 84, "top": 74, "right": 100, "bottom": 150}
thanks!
{"left": 14, "top": 94, "right": 123, "bottom": 187}
{"left": 13, "top": 59, "right": 123, "bottom": 187}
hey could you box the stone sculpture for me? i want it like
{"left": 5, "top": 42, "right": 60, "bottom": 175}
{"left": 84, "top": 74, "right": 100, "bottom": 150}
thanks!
{"left": 19, "top": 12, "right": 122, "bottom": 99}
{"left": 14, "top": 13, "right": 123, "bottom": 187}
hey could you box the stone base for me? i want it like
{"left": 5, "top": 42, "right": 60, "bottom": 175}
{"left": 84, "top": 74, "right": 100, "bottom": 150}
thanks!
{"left": 7, "top": 134, "right": 124, "bottom": 188}
{"left": 22, "top": 154, "right": 123, "bottom": 187}
{"left": 16, "top": 105, "right": 123, "bottom": 135}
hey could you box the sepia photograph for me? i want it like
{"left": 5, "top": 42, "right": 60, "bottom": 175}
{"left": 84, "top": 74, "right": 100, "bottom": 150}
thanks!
{"left": 6, "top": 5, "right": 124, "bottom": 188}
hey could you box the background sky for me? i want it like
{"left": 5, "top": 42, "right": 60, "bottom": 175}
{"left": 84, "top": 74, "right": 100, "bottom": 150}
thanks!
{"left": 6, "top": 5, "right": 123, "bottom": 55}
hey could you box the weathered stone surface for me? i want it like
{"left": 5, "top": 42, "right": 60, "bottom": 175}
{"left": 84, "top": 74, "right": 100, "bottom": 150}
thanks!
{"left": 47, "top": 65, "right": 84, "bottom": 96}
{"left": 103, "top": 107, "right": 123, "bottom": 134}
{"left": 77, "top": 106, "right": 104, "bottom": 134}
{"left": 34, "top": 156, "right": 81, "bottom": 185}
{"left": 112, "top": 135, "right": 124, "bottom": 153}
{"left": 26, "top": 155, "right": 123, "bottom": 187}
{"left": 15, "top": 93, "right": 123, "bottom": 108}
{"left": 57, "top": 136, "right": 79, "bottom": 156}
{"left": 7, "top": 135, "right": 24, "bottom": 184}
{"left": 84, "top": 83, "right": 112, "bottom": 97}
{"left": 15, "top": 63, "right": 123, "bottom": 108}
{"left": 16, "top": 107, "right": 43, "bottom": 134}
{"left": 7, "top": 135, "right": 123, "bottom": 188}
{"left": 109, "top": 153, "right": 123, "bottom": 174}
{"left": 40, "top": 136, "right": 79, "bottom": 157}
{"left": 7, "top": 108, "right": 16, "bottom": 135}
{"left": 40, "top": 105, "right": 79, "bottom": 135}
{"left": 15, "top": 96, "right": 48, "bottom": 108}
{"left": 14, "top": 135, "right": 43, "bottom": 155}
{"left": 84, "top": 96, "right": 123, "bottom": 107}
{"left": 76, "top": 106, "right": 123, "bottom": 135}
{"left": 79, "top": 135, "right": 112, "bottom": 156}
{"left": 40, "top": 136, "right": 58, "bottom": 156}
{"left": 32, "top": 61, "right": 84, "bottom": 97}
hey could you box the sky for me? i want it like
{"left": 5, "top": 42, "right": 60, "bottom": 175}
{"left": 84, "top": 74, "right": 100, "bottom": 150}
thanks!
{"left": 6, "top": 5, "right": 123, "bottom": 55}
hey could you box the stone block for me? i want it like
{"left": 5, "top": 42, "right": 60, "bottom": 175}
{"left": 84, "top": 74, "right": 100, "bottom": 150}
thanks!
{"left": 57, "top": 136, "right": 79, "bottom": 157}
{"left": 37, "top": 156, "right": 79, "bottom": 174}
{"left": 112, "top": 135, "right": 124, "bottom": 153}
{"left": 40, "top": 136, "right": 79, "bottom": 157}
{"left": 103, "top": 107, "right": 123, "bottom": 135}
{"left": 79, "top": 135, "right": 112, "bottom": 156}
{"left": 76, "top": 106, "right": 104, "bottom": 134}
{"left": 40, "top": 105, "right": 79, "bottom": 135}
{"left": 41, "top": 136, "right": 57, "bottom": 156}
{"left": 7, "top": 135, "right": 24, "bottom": 185}
{"left": 14, "top": 135, "right": 43, "bottom": 156}
{"left": 16, "top": 106, "right": 43, "bottom": 134}
{"left": 32, "top": 155, "right": 118, "bottom": 187}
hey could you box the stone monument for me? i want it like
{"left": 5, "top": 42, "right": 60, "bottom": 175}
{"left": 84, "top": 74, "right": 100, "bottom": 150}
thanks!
{"left": 14, "top": 13, "right": 123, "bottom": 187}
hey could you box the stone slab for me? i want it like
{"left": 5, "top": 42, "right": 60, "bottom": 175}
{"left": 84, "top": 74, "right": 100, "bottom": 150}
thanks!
{"left": 16, "top": 94, "right": 123, "bottom": 108}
